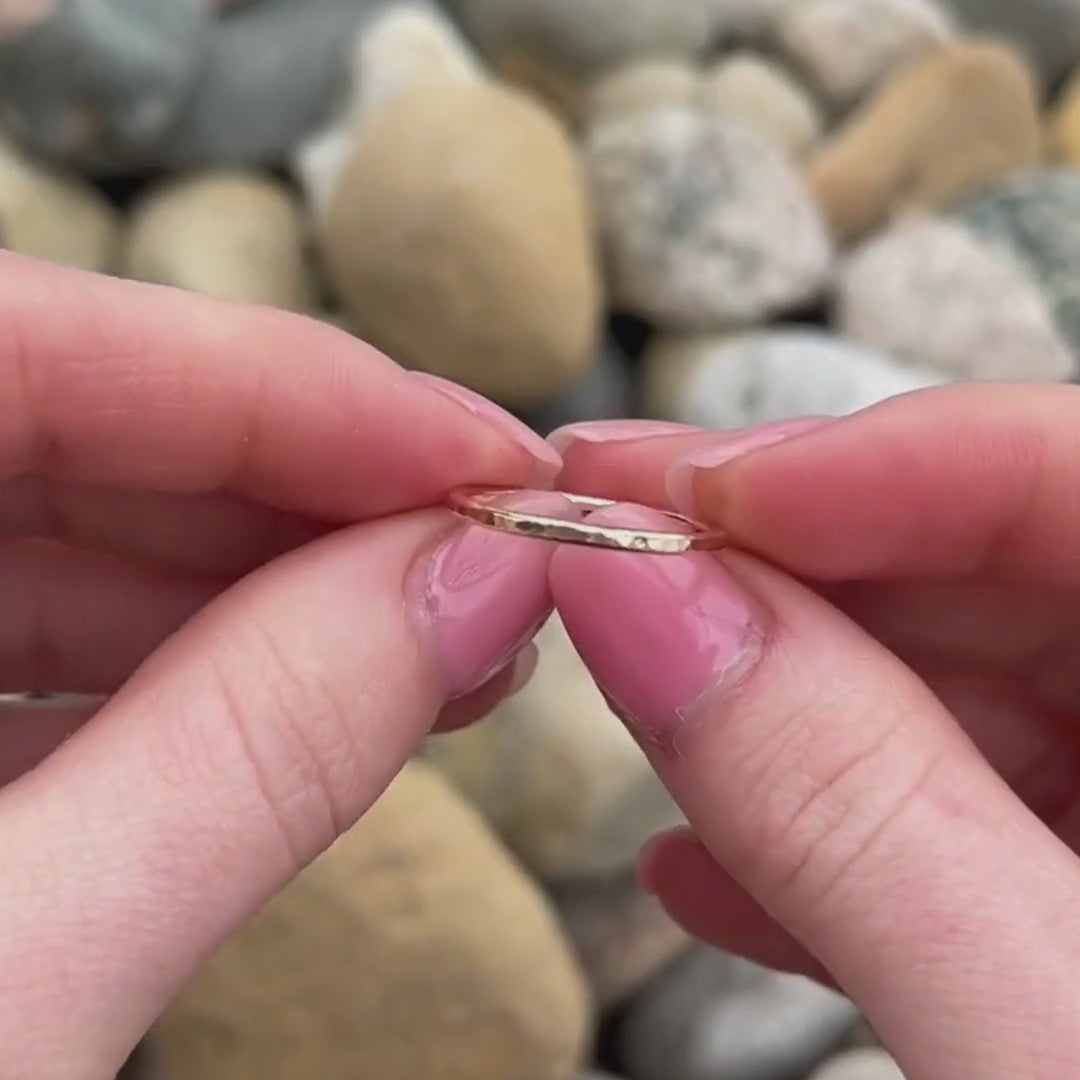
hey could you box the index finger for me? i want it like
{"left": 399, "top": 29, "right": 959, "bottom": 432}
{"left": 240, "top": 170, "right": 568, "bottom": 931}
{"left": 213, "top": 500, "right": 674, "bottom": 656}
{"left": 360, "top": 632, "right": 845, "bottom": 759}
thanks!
{"left": 0, "top": 253, "right": 559, "bottom": 520}
{"left": 554, "top": 384, "right": 1080, "bottom": 586}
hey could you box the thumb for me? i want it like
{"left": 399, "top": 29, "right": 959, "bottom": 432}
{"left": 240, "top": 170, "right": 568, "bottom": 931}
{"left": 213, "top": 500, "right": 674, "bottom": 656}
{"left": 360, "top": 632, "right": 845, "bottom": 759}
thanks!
{"left": 0, "top": 494, "right": 566, "bottom": 1078}
{"left": 552, "top": 504, "right": 1080, "bottom": 1079}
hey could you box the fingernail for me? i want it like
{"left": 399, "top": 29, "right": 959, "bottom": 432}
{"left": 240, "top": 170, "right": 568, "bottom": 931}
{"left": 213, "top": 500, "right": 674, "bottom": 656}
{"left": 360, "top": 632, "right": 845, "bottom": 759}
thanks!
{"left": 666, "top": 417, "right": 832, "bottom": 515}
{"left": 552, "top": 504, "right": 764, "bottom": 754}
{"left": 548, "top": 418, "right": 696, "bottom": 454}
{"left": 411, "top": 492, "right": 574, "bottom": 698}
{"left": 412, "top": 372, "right": 563, "bottom": 486}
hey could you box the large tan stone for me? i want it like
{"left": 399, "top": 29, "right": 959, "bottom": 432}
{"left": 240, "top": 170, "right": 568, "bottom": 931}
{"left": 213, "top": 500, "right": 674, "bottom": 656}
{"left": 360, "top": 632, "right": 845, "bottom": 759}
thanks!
{"left": 151, "top": 762, "right": 590, "bottom": 1080}
{"left": 320, "top": 82, "right": 600, "bottom": 407}
{"left": 807, "top": 41, "right": 1042, "bottom": 244}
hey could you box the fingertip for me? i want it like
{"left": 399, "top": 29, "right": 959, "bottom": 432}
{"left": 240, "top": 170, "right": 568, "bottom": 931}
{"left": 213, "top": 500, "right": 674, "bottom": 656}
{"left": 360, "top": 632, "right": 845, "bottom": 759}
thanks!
{"left": 636, "top": 826, "right": 697, "bottom": 895}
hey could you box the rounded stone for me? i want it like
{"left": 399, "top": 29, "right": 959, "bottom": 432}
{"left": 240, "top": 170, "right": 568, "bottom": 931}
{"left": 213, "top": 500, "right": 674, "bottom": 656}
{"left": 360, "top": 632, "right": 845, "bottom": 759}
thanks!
{"left": 553, "top": 873, "right": 690, "bottom": 1007}
{"left": 776, "top": 0, "right": 954, "bottom": 112}
{"left": 450, "top": 0, "right": 718, "bottom": 82}
{"left": 956, "top": 167, "right": 1080, "bottom": 357}
{"left": 700, "top": 53, "right": 825, "bottom": 156}
{"left": 0, "top": 0, "right": 211, "bottom": 172}
{"left": 121, "top": 170, "right": 315, "bottom": 312}
{"left": 295, "top": 3, "right": 483, "bottom": 215}
{"left": 0, "top": 132, "right": 119, "bottom": 271}
{"left": 836, "top": 215, "right": 1075, "bottom": 382}
{"left": 423, "top": 614, "right": 684, "bottom": 881}
{"left": 149, "top": 762, "right": 590, "bottom": 1080}
{"left": 935, "top": 0, "right": 1080, "bottom": 89}
{"left": 160, "top": 0, "right": 413, "bottom": 170}
{"left": 1048, "top": 65, "right": 1080, "bottom": 165}
{"left": 643, "top": 329, "right": 946, "bottom": 428}
{"left": 807, "top": 40, "right": 1042, "bottom": 244}
{"left": 320, "top": 81, "right": 600, "bottom": 406}
{"left": 810, "top": 1048, "right": 907, "bottom": 1080}
{"left": 618, "top": 949, "right": 860, "bottom": 1080}
{"left": 587, "top": 106, "right": 832, "bottom": 329}
{"left": 586, "top": 60, "right": 700, "bottom": 127}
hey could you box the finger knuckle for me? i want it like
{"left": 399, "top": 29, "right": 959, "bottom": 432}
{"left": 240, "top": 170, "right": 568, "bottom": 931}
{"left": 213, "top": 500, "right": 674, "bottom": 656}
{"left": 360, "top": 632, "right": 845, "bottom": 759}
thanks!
{"left": 725, "top": 681, "right": 943, "bottom": 912}
{"left": 198, "top": 624, "right": 364, "bottom": 869}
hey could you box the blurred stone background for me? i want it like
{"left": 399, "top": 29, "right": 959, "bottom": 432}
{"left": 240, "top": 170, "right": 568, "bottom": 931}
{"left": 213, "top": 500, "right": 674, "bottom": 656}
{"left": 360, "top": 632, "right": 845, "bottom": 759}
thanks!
{"left": 4, "top": 1, "right": 1078, "bottom": 1078}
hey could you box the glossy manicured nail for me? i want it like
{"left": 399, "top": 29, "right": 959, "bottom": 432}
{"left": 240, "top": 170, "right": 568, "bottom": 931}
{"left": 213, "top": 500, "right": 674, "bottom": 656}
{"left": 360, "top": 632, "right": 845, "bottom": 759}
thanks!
{"left": 411, "top": 492, "right": 574, "bottom": 698}
{"left": 412, "top": 372, "right": 563, "bottom": 486}
{"left": 547, "top": 419, "right": 697, "bottom": 454}
{"left": 666, "top": 417, "right": 833, "bottom": 515}
{"left": 552, "top": 503, "right": 763, "bottom": 754}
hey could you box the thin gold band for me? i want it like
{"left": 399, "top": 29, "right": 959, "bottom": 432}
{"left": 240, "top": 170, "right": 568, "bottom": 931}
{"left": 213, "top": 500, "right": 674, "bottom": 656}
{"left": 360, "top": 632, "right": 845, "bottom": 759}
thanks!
{"left": 447, "top": 487, "right": 726, "bottom": 555}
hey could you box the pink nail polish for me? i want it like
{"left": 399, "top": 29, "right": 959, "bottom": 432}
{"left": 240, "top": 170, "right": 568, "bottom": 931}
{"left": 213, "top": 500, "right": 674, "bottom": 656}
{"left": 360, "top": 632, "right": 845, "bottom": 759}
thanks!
{"left": 552, "top": 504, "right": 763, "bottom": 754}
{"left": 412, "top": 372, "right": 563, "bottom": 486}
{"left": 547, "top": 418, "right": 697, "bottom": 454}
{"left": 411, "top": 492, "right": 575, "bottom": 698}
{"left": 666, "top": 417, "right": 832, "bottom": 514}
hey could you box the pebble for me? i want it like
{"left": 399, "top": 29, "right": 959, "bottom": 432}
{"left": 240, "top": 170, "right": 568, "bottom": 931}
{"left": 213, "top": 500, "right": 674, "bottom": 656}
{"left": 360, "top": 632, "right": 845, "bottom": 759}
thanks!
{"left": 516, "top": 339, "right": 636, "bottom": 435}
{"left": 0, "top": 0, "right": 211, "bottom": 171}
{"left": 642, "top": 329, "right": 945, "bottom": 429}
{"left": 122, "top": 170, "right": 315, "bottom": 313}
{"left": 150, "top": 762, "right": 590, "bottom": 1080}
{"left": 295, "top": 4, "right": 483, "bottom": 217}
{"left": 1048, "top": 65, "right": 1080, "bottom": 165}
{"left": 451, "top": 0, "right": 718, "bottom": 82}
{"left": 587, "top": 106, "right": 832, "bottom": 329}
{"left": 810, "top": 1048, "right": 906, "bottom": 1080}
{"left": 0, "top": 0, "right": 431, "bottom": 172}
{"left": 700, "top": 54, "right": 824, "bottom": 156}
{"left": 807, "top": 41, "right": 1042, "bottom": 244}
{"left": 493, "top": 48, "right": 588, "bottom": 129}
{"left": 936, "top": 0, "right": 1080, "bottom": 89}
{"left": 319, "top": 80, "right": 600, "bottom": 407}
{"left": 618, "top": 949, "right": 860, "bottom": 1080}
{"left": 0, "top": 132, "right": 119, "bottom": 272}
{"left": 587, "top": 55, "right": 823, "bottom": 157}
{"left": 586, "top": 60, "right": 700, "bottom": 126}
{"left": 423, "top": 615, "right": 684, "bottom": 882}
{"left": 957, "top": 168, "right": 1080, "bottom": 356}
{"left": 836, "top": 215, "right": 1075, "bottom": 382}
{"left": 161, "top": 0, "right": 413, "bottom": 170}
{"left": 776, "top": 0, "right": 954, "bottom": 112}
{"left": 552, "top": 873, "right": 690, "bottom": 1007}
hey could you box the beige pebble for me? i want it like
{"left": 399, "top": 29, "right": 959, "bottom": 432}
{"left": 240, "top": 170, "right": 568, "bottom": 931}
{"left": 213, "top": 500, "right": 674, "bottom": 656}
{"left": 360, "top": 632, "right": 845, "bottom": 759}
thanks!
{"left": 150, "top": 762, "right": 590, "bottom": 1080}
{"left": 122, "top": 170, "right": 315, "bottom": 312}
{"left": 586, "top": 60, "right": 699, "bottom": 126}
{"left": 320, "top": 82, "right": 600, "bottom": 406}
{"left": 701, "top": 54, "right": 824, "bottom": 156}
{"left": 807, "top": 40, "right": 1042, "bottom": 244}
{"left": 0, "top": 132, "right": 119, "bottom": 271}
{"left": 810, "top": 1047, "right": 907, "bottom": 1080}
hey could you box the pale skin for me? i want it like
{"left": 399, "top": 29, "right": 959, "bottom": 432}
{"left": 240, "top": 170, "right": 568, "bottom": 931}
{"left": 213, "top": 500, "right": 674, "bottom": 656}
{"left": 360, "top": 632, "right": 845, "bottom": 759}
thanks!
{"left": 1, "top": 249, "right": 1078, "bottom": 1077}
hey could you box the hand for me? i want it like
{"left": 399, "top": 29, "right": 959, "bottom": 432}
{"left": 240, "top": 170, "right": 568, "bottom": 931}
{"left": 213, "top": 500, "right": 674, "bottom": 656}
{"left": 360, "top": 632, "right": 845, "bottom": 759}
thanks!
{"left": 548, "top": 386, "right": 1080, "bottom": 1079}
{"left": 0, "top": 253, "right": 565, "bottom": 1078}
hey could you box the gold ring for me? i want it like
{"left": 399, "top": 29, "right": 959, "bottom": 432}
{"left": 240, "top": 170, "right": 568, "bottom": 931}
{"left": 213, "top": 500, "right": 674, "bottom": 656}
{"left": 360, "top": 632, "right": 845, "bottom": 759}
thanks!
{"left": 447, "top": 487, "right": 726, "bottom": 555}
